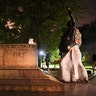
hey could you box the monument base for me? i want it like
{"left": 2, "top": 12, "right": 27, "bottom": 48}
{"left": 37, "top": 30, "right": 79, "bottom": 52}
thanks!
{"left": 0, "top": 44, "right": 64, "bottom": 91}
{"left": 0, "top": 68, "right": 64, "bottom": 92}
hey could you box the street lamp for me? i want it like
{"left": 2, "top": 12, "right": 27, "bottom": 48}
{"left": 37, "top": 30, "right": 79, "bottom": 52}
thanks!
{"left": 39, "top": 51, "right": 44, "bottom": 56}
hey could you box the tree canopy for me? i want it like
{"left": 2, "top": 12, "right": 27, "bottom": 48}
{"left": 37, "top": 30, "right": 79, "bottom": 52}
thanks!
{"left": 0, "top": 0, "right": 89, "bottom": 63}
{"left": 79, "top": 20, "right": 96, "bottom": 54}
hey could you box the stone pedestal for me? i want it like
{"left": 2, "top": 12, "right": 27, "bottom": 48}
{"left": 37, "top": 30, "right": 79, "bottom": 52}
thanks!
{"left": 0, "top": 44, "right": 63, "bottom": 91}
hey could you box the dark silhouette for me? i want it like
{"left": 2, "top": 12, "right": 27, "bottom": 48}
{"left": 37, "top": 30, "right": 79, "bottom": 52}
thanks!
{"left": 59, "top": 8, "right": 82, "bottom": 58}
{"left": 92, "top": 50, "right": 96, "bottom": 74}
{"left": 45, "top": 50, "right": 50, "bottom": 71}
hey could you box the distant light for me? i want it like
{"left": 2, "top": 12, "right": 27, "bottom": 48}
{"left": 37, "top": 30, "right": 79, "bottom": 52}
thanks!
{"left": 39, "top": 51, "right": 44, "bottom": 56}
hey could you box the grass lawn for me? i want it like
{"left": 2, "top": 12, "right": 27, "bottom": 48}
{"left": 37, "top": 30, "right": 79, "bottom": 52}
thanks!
{"left": 50, "top": 62, "right": 96, "bottom": 73}
{"left": 83, "top": 62, "right": 94, "bottom": 71}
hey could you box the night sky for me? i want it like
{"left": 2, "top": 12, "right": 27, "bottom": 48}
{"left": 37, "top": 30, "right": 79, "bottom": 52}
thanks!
{"left": 80, "top": 0, "right": 96, "bottom": 25}
{"left": 76, "top": 0, "right": 96, "bottom": 26}
{"left": 87, "top": 0, "right": 96, "bottom": 14}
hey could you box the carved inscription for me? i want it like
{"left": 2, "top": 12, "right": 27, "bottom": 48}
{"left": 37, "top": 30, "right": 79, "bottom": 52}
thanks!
{"left": 0, "top": 44, "right": 34, "bottom": 49}
{"left": 0, "top": 44, "right": 38, "bottom": 69}
{"left": 13, "top": 52, "right": 25, "bottom": 57}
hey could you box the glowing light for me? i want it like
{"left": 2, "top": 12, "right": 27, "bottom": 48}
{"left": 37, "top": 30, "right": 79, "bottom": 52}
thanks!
{"left": 39, "top": 51, "right": 44, "bottom": 56}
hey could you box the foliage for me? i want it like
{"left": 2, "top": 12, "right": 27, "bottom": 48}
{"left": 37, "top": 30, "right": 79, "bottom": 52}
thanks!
{"left": 82, "top": 51, "right": 92, "bottom": 64}
{"left": 0, "top": 0, "right": 89, "bottom": 62}
{"left": 79, "top": 20, "right": 96, "bottom": 57}
{"left": 50, "top": 48, "right": 60, "bottom": 62}
{"left": 80, "top": 20, "right": 96, "bottom": 44}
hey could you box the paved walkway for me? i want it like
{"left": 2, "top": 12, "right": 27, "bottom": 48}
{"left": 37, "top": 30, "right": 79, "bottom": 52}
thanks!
{"left": 43, "top": 69, "right": 96, "bottom": 96}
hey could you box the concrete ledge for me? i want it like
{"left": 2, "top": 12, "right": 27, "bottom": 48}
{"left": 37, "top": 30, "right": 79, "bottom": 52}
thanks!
{"left": 0, "top": 85, "right": 64, "bottom": 92}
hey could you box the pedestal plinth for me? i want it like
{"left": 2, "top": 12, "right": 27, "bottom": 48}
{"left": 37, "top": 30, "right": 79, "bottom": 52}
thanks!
{"left": 0, "top": 44, "right": 64, "bottom": 92}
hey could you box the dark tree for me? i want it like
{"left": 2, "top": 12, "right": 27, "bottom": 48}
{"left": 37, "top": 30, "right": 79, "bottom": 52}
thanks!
{"left": 0, "top": 0, "right": 88, "bottom": 67}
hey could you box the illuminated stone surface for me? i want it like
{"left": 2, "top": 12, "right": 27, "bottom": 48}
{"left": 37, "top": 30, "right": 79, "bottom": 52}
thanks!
{"left": 0, "top": 44, "right": 38, "bottom": 69}
{"left": 0, "top": 44, "right": 63, "bottom": 91}
{"left": 0, "top": 44, "right": 96, "bottom": 95}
